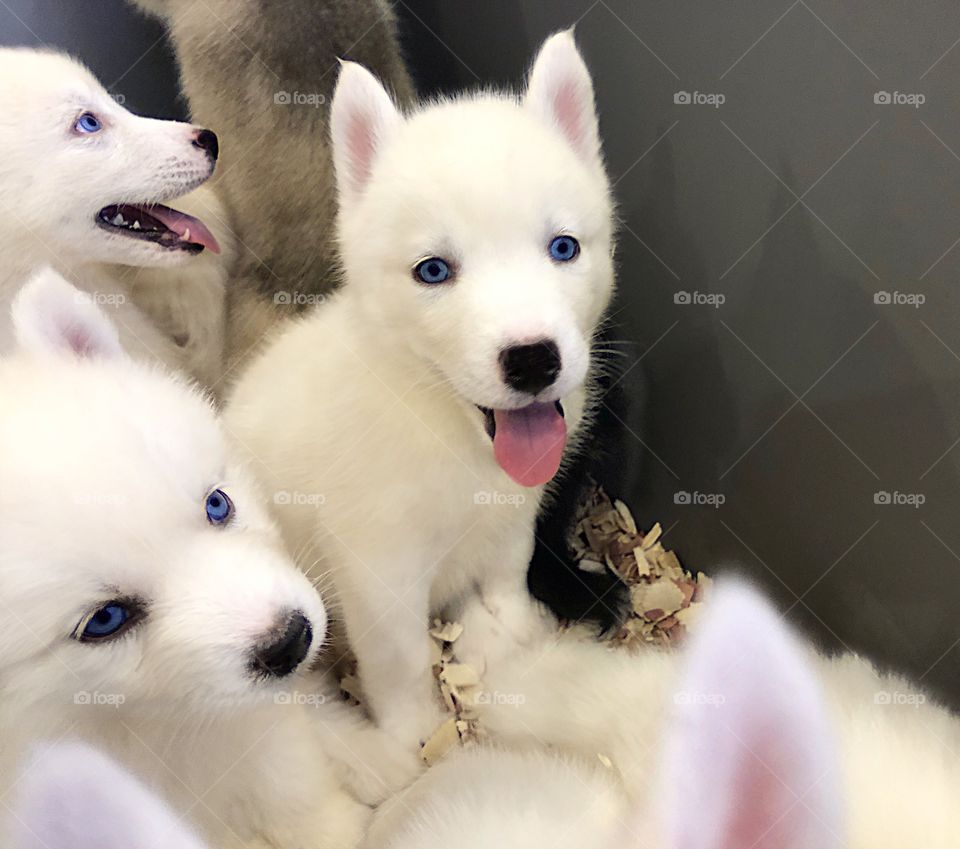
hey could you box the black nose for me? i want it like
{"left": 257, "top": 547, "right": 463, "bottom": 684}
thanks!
{"left": 500, "top": 340, "right": 562, "bottom": 396}
{"left": 252, "top": 611, "right": 312, "bottom": 678}
{"left": 192, "top": 128, "right": 219, "bottom": 161}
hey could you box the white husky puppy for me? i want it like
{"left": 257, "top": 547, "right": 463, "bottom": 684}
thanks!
{"left": 0, "top": 48, "right": 230, "bottom": 387}
{"left": 0, "top": 270, "right": 414, "bottom": 849}
{"left": 226, "top": 31, "right": 615, "bottom": 746}
{"left": 369, "top": 582, "right": 960, "bottom": 849}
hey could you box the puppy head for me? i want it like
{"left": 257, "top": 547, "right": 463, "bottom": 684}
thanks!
{"left": 331, "top": 31, "right": 615, "bottom": 487}
{"left": 0, "top": 270, "right": 326, "bottom": 720}
{"left": 0, "top": 49, "right": 220, "bottom": 268}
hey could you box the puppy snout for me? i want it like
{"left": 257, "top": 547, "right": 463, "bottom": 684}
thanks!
{"left": 192, "top": 128, "right": 219, "bottom": 161}
{"left": 500, "top": 340, "right": 561, "bottom": 396}
{"left": 251, "top": 610, "right": 312, "bottom": 678}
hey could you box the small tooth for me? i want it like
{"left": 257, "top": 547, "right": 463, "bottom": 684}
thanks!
{"left": 132, "top": 220, "right": 141, "bottom": 230}
{"left": 112, "top": 214, "right": 124, "bottom": 226}
{"left": 182, "top": 228, "right": 191, "bottom": 242}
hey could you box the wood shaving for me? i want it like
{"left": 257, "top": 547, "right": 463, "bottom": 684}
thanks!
{"left": 568, "top": 482, "right": 711, "bottom": 649}
{"left": 421, "top": 618, "right": 485, "bottom": 764}
{"left": 420, "top": 718, "right": 460, "bottom": 765}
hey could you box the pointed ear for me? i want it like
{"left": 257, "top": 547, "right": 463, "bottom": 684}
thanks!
{"left": 7, "top": 742, "right": 209, "bottom": 849}
{"left": 659, "top": 581, "right": 844, "bottom": 849}
{"left": 330, "top": 60, "right": 402, "bottom": 201}
{"left": 525, "top": 30, "right": 601, "bottom": 162}
{"left": 11, "top": 267, "right": 124, "bottom": 359}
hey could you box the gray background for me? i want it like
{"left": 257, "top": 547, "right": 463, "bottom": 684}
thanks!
{"left": 5, "top": 1, "right": 960, "bottom": 705}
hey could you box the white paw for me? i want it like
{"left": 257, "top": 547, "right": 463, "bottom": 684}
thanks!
{"left": 340, "top": 732, "right": 424, "bottom": 806}
{"left": 381, "top": 700, "right": 447, "bottom": 753}
{"left": 259, "top": 792, "right": 370, "bottom": 849}
{"left": 483, "top": 593, "right": 555, "bottom": 646}
{"left": 454, "top": 599, "right": 518, "bottom": 677}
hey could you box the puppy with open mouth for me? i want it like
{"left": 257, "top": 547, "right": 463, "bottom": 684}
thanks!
{"left": 226, "top": 31, "right": 617, "bottom": 747}
{"left": 0, "top": 48, "right": 230, "bottom": 386}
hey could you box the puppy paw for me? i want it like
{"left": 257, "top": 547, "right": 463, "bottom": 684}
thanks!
{"left": 259, "top": 792, "right": 371, "bottom": 849}
{"left": 339, "top": 732, "right": 425, "bottom": 806}
{"left": 381, "top": 701, "right": 447, "bottom": 755}
{"left": 482, "top": 592, "right": 556, "bottom": 646}
{"left": 454, "top": 599, "right": 522, "bottom": 676}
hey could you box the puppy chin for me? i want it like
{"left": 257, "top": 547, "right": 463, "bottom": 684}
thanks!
{"left": 92, "top": 237, "right": 197, "bottom": 268}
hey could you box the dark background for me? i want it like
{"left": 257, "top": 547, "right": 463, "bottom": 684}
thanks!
{"left": 5, "top": 1, "right": 960, "bottom": 705}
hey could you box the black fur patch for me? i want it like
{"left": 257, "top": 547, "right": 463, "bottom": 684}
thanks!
{"left": 526, "top": 344, "right": 632, "bottom": 633}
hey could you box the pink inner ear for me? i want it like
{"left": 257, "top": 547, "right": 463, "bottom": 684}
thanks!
{"left": 552, "top": 78, "right": 586, "bottom": 153}
{"left": 723, "top": 728, "right": 808, "bottom": 849}
{"left": 52, "top": 309, "right": 116, "bottom": 359}
{"left": 347, "top": 113, "right": 378, "bottom": 191}
{"left": 64, "top": 323, "right": 97, "bottom": 357}
{"left": 660, "top": 583, "right": 844, "bottom": 849}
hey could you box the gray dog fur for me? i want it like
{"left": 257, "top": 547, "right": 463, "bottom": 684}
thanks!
{"left": 131, "top": 0, "right": 415, "bottom": 368}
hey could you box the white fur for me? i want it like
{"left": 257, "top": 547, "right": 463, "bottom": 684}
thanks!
{"left": 0, "top": 48, "right": 231, "bottom": 388}
{"left": 226, "top": 30, "right": 615, "bottom": 746}
{"left": 0, "top": 270, "right": 418, "bottom": 849}
{"left": 369, "top": 582, "right": 960, "bottom": 849}
{"left": 7, "top": 742, "right": 209, "bottom": 849}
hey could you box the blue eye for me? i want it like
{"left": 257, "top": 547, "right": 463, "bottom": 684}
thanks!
{"left": 78, "top": 602, "right": 131, "bottom": 641}
{"left": 74, "top": 112, "right": 102, "bottom": 134}
{"left": 549, "top": 235, "right": 580, "bottom": 262}
{"left": 414, "top": 257, "right": 452, "bottom": 285}
{"left": 205, "top": 488, "right": 234, "bottom": 525}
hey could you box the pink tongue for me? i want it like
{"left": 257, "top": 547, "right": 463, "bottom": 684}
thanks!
{"left": 141, "top": 204, "right": 220, "bottom": 254}
{"left": 493, "top": 403, "right": 568, "bottom": 487}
